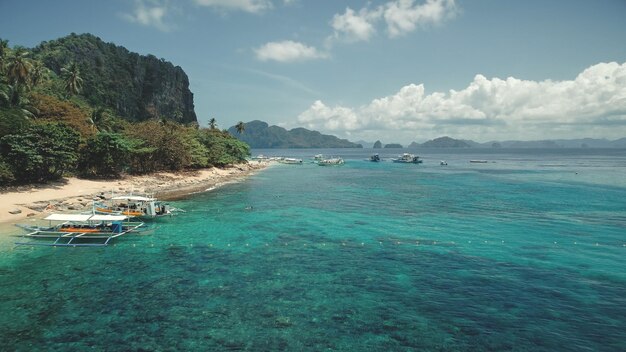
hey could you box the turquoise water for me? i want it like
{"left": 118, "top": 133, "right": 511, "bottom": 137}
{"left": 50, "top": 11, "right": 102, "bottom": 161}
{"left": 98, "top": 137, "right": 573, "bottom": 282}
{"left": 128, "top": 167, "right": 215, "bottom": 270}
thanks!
{"left": 1, "top": 148, "right": 625, "bottom": 351}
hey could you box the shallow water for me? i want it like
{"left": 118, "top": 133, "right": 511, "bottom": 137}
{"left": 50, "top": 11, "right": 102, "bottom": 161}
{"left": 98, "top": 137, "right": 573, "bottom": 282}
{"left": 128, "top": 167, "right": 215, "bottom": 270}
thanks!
{"left": 1, "top": 148, "right": 625, "bottom": 351}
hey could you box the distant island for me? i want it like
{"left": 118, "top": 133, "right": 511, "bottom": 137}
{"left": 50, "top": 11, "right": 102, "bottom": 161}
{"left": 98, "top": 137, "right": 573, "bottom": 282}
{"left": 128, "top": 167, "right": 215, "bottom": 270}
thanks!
{"left": 384, "top": 143, "right": 403, "bottom": 148}
{"left": 419, "top": 136, "right": 471, "bottom": 148}
{"left": 367, "top": 136, "right": 626, "bottom": 149}
{"left": 227, "top": 120, "right": 362, "bottom": 148}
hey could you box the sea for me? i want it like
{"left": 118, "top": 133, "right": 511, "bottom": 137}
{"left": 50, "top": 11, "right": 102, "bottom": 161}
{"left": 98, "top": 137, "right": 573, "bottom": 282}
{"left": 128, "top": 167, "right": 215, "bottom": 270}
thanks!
{"left": 0, "top": 148, "right": 624, "bottom": 351}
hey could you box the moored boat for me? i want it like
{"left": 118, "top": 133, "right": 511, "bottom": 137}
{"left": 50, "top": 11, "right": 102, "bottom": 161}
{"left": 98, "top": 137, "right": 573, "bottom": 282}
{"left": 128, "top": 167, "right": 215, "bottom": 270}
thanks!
{"left": 318, "top": 157, "right": 344, "bottom": 166}
{"left": 96, "top": 195, "right": 181, "bottom": 219}
{"left": 15, "top": 213, "right": 144, "bottom": 247}
{"left": 278, "top": 158, "right": 303, "bottom": 164}
{"left": 392, "top": 153, "right": 422, "bottom": 164}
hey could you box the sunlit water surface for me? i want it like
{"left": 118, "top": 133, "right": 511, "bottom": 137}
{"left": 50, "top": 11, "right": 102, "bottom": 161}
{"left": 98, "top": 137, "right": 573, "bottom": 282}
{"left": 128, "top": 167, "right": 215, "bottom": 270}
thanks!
{"left": 1, "top": 148, "right": 624, "bottom": 351}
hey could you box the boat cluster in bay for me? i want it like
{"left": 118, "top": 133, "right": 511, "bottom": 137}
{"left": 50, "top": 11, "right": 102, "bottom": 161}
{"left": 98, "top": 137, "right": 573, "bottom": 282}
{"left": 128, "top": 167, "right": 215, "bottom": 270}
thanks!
{"left": 253, "top": 153, "right": 495, "bottom": 167}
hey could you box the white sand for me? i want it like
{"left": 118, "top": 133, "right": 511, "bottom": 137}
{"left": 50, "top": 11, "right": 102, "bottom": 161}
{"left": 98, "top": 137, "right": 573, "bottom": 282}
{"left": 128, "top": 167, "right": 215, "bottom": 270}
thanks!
{"left": 0, "top": 162, "right": 270, "bottom": 225}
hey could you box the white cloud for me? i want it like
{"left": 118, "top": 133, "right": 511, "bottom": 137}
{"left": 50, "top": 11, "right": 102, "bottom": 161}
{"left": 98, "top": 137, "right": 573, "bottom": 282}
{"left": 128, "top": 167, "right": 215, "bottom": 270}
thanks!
{"left": 122, "top": 0, "right": 173, "bottom": 32}
{"left": 330, "top": 7, "right": 381, "bottom": 42}
{"left": 325, "top": 0, "right": 457, "bottom": 45}
{"left": 254, "top": 40, "right": 327, "bottom": 63}
{"left": 193, "top": 0, "right": 272, "bottom": 13}
{"left": 295, "top": 62, "right": 626, "bottom": 142}
{"left": 298, "top": 100, "right": 362, "bottom": 131}
{"left": 260, "top": 1, "right": 459, "bottom": 63}
{"left": 384, "top": 0, "right": 458, "bottom": 37}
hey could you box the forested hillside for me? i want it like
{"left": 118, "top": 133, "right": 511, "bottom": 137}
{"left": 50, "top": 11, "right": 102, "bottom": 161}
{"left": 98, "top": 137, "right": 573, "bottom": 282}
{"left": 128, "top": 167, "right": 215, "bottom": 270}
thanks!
{"left": 228, "top": 120, "right": 362, "bottom": 148}
{"left": 0, "top": 34, "right": 248, "bottom": 186}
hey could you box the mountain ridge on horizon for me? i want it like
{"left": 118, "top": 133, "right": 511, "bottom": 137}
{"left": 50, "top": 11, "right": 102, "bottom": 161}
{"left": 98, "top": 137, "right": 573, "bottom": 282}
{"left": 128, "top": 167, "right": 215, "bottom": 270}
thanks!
{"left": 227, "top": 120, "right": 362, "bottom": 148}
{"left": 231, "top": 123, "right": 626, "bottom": 148}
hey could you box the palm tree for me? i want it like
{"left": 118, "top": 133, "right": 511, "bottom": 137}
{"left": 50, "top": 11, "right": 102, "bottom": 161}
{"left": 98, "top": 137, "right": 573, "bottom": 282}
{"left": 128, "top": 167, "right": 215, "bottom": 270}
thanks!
{"left": 0, "top": 39, "right": 9, "bottom": 74}
{"left": 29, "top": 61, "right": 48, "bottom": 87}
{"left": 4, "top": 85, "right": 37, "bottom": 118}
{"left": 0, "top": 83, "right": 10, "bottom": 107}
{"left": 61, "top": 61, "right": 83, "bottom": 96}
{"left": 89, "top": 107, "right": 111, "bottom": 133}
{"left": 6, "top": 48, "right": 32, "bottom": 87}
{"left": 209, "top": 117, "right": 217, "bottom": 130}
{"left": 235, "top": 121, "right": 245, "bottom": 134}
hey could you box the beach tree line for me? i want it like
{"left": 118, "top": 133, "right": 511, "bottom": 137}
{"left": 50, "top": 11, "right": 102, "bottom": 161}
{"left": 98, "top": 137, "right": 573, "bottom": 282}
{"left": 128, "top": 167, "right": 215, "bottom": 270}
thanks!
{"left": 0, "top": 39, "right": 249, "bottom": 185}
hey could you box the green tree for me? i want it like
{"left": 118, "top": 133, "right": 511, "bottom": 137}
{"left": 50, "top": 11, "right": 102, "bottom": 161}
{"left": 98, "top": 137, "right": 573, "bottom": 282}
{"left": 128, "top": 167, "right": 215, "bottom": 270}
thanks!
{"left": 29, "top": 60, "right": 48, "bottom": 87}
{"left": 6, "top": 48, "right": 32, "bottom": 87}
{"left": 208, "top": 117, "right": 217, "bottom": 130}
{"left": 235, "top": 121, "right": 245, "bottom": 134}
{"left": 0, "top": 107, "right": 30, "bottom": 138}
{"left": 0, "top": 156, "right": 15, "bottom": 185}
{"left": 183, "top": 131, "right": 210, "bottom": 168}
{"left": 88, "top": 107, "right": 114, "bottom": 133}
{"left": 79, "top": 133, "right": 135, "bottom": 178}
{"left": 0, "top": 123, "right": 80, "bottom": 182}
{"left": 0, "top": 39, "right": 9, "bottom": 74}
{"left": 125, "top": 120, "right": 192, "bottom": 172}
{"left": 198, "top": 128, "right": 250, "bottom": 166}
{"left": 61, "top": 61, "right": 83, "bottom": 96}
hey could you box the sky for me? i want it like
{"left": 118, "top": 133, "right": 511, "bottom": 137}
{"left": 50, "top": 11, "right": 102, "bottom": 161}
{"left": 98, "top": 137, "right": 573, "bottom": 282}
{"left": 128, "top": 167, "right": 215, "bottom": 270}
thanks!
{"left": 1, "top": 0, "right": 626, "bottom": 143}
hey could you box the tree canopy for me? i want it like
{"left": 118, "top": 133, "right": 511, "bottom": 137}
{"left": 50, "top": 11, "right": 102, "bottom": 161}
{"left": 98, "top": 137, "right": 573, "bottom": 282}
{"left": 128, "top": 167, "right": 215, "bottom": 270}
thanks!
{"left": 0, "top": 35, "right": 251, "bottom": 186}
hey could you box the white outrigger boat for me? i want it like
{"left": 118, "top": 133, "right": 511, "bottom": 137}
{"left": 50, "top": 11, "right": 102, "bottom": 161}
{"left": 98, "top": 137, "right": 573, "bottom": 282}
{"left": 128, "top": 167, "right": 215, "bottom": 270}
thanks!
{"left": 392, "top": 153, "right": 423, "bottom": 164}
{"left": 318, "top": 157, "right": 344, "bottom": 166}
{"left": 95, "top": 195, "right": 182, "bottom": 219}
{"left": 277, "top": 157, "right": 303, "bottom": 164}
{"left": 16, "top": 213, "right": 144, "bottom": 247}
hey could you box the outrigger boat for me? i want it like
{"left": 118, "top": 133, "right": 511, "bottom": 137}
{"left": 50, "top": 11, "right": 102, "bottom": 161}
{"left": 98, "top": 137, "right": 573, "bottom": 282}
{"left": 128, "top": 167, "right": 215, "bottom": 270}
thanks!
{"left": 16, "top": 213, "right": 144, "bottom": 247}
{"left": 95, "top": 195, "right": 181, "bottom": 219}
{"left": 278, "top": 157, "right": 303, "bottom": 164}
{"left": 392, "top": 153, "right": 423, "bottom": 164}
{"left": 369, "top": 154, "right": 381, "bottom": 162}
{"left": 318, "top": 157, "right": 344, "bottom": 166}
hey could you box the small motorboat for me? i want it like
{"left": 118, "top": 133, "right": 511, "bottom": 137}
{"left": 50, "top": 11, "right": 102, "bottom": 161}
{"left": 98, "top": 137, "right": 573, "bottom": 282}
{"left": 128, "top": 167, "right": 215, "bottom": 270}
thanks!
{"left": 278, "top": 158, "right": 303, "bottom": 164}
{"left": 318, "top": 157, "right": 344, "bottom": 166}
{"left": 369, "top": 154, "right": 381, "bottom": 162}
{"left": 392, "top": 153, "right": 422, "bottom": 164}
{"left": 440, "top": 160, "right": 448, "bottom": 166}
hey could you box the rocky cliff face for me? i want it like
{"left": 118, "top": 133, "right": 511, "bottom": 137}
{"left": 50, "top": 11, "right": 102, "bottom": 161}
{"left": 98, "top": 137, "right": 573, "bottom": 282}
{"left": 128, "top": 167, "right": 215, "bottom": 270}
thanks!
{"left": 33, "top": 33, "right": 197, "bottom": 124}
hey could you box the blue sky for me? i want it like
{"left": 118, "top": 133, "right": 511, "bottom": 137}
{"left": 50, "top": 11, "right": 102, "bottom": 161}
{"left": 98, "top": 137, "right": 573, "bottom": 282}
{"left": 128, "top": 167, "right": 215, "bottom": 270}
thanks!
{"left": 1, "top": 0, "right": 625, "bottom": 143}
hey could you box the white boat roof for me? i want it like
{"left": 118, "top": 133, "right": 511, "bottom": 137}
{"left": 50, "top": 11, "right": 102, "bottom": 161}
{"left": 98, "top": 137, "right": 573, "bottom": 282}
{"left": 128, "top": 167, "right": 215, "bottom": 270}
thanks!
{"left": 89, "top": 214, "right": 128, "bottom": 221}
{"left": 45, "top": 214, "right": 92, "bottom": 221}
{"left": 111, "top": 195, "right": 155, "bottom": 201}
{"left": 44, "top": 214, "right": 128, "bottom": 221}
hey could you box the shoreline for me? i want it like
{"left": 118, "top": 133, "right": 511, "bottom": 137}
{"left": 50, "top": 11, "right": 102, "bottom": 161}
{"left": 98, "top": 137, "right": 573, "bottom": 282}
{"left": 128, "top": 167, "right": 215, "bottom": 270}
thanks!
{"left": 0, "top": 161, "right": 271, "bottom": 226}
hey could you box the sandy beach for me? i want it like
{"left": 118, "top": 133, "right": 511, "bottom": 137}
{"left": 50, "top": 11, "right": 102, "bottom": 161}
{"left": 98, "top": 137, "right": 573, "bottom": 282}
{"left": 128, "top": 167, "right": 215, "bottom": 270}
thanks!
{"left": 0, "top": 161, "right": 270, "bottom": 225}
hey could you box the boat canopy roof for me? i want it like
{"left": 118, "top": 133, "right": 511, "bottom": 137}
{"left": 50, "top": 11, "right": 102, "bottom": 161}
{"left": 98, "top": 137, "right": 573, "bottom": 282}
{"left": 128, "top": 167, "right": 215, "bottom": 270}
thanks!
{"left": 89, "top": 214, "right": 128, "bottom": 221}
{"left": 111, "top": 195, "right": 155, "bottom": 201}
{"left": 45, "top": 214, "right": 128, "bottom": 222}
{"left": 45, "top": 214, "right": 92, "bottom": 222}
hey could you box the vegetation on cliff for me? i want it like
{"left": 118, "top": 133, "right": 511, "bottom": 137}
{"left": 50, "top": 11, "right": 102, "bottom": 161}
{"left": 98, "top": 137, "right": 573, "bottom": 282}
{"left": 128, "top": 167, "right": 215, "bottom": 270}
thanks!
{"left": 0, "top": 35, "right": 248, "bottom": 186}
{"left": 32, "top": 33, "right": 196, "bottom": 123}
